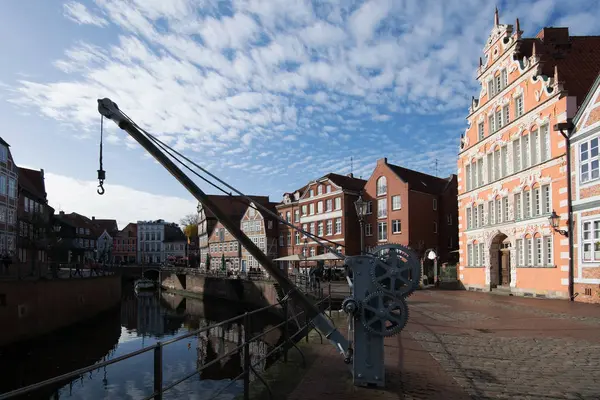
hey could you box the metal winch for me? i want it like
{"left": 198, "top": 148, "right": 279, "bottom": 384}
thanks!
{"left": 342, "top": 244, "right": 421, "bottom": 387}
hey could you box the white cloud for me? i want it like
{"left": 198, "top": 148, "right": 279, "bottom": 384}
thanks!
{"left": 63, "top": 1, "right": 108, "bottom": 27}
{"left": 44, "top": 172, "right": 196, "bottom": 229}
{"left": 6, "top": 0, "right": 600, "bottom": 206}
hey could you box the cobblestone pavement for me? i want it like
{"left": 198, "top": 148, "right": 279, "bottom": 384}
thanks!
{"left": 287, "top": 290, "right": 600, "bottom": 400}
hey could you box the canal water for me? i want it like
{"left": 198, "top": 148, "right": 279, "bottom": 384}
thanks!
{"left": 0, "top": 285, "right": 285, "bottom": 400}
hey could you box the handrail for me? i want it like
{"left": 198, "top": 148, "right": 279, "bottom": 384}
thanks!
{"left": 0, "top": 284, "right": 335, "bottom": 400}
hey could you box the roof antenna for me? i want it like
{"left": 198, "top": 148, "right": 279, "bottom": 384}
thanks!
{"left": 350, "top": 156, "right": 354, "bottom": 176}
{"left": 435, "top": 159, "right": 439, "bottom": 177}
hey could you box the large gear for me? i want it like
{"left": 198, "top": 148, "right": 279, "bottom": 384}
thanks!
{"left": 369, "top": 244, "right": 420, "bottom": 297}
{"left": 359, "top": 291, "right": 409, "bottom": 337}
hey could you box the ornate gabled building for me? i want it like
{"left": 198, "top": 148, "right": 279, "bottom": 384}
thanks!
{"left": 240, "top": 201, "right": 278, "bottom": 273}
{"left": 457, "top": 9, "right": 600, "bottom": 298}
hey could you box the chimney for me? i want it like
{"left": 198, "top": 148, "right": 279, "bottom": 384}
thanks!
{"left": 347, "top": 173, "right": 354, "bottom": 178}
{"left": 377, "top": 157, "right": 388, "bottom": 166}
{"left": 59, "top": 211, "right": 65, "bottom": 216}
{"left": 92, "top": 216, "right": 95, "bottom": 221}
{"left": 536, "top": 27, "right": 569, "bottom": 45}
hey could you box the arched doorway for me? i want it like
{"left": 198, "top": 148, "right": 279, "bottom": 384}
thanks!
{"left": 489, "top": 233, "right": 511, "bottom": 288}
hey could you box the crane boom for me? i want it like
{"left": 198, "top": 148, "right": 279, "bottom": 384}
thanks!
{"left": 97, "top": 98, "right": 350, "bottom": 358}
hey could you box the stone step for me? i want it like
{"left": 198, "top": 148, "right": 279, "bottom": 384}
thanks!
{"left": 490, "top": 286, "right": 513, "bottom": 296}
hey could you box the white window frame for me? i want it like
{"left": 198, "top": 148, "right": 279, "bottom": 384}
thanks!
{"left": 377, "top": 198, "right": 387, "bottom": 219}
{"left": 376, "top": 176, "right": 387, "bottom": 196}
{"left": 515, "top": 95, "right": 524, "bottom": 118}
{"left": 365, "top": 223, "right": 372, "bottom": 236}
{"left": 392, "top": 220, "right": 401, "bottom": 234}
{"left": 392, "top": 195, "right": 401, "bottom": 210}
{"left": 581, "top": 219, "right": 600, "bottom": 263}
{"left": 377, "top": 222, "right": 387, "bottom": 241}
{"left": 580, "top": 136, "right": 600, "bottom": 184}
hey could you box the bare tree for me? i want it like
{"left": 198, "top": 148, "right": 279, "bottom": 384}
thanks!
{"left": 180, "top": 213, "right": 200, "bottom": 226}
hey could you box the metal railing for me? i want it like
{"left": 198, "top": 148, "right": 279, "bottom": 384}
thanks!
{"left": 0, "top": 263, "right": 115, "bottom": 281}
{"left": 0, "top": 291, "right": 334, "bottom": 400}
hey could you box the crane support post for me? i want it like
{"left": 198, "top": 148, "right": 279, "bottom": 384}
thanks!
{"left": 97, "top": 98, "right": 350, "bottom": 356}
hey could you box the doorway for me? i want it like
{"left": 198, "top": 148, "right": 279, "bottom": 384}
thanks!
{"left": 489, "top": 233, "right": 510, "bottom": 288}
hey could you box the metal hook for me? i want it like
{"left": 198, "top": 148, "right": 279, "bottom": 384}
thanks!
{"left": 97, "top": 181, "right": 105, "bottom": 195}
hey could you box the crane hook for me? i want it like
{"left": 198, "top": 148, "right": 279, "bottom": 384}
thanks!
{"left": 97, "top": 181, "right": 105, "bottom": 195}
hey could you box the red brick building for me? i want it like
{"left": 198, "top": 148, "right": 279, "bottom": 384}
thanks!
{"left": 278, "top": 173, "right": 366, "bottom": 267}
{"left": 275, "top": 186, "right": 306, "bottom": 271}
{"left": 0, "top": 138, "right": 18, "bottom": 257}
{"left": 16, "top": 167, "right": 54, "bottom": 271}
{"left": 364, "top": 158, "right": 458, "bottom": 271}
{"left": 113, "top": 223, "right": 137, "bottom": 264}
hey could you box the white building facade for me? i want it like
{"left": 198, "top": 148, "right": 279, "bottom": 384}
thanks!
{"left": 137, "top": 220, "right": 167, "bottom": 265}
{"left": 571, "top": 74, "right": 600, "bottom": 303}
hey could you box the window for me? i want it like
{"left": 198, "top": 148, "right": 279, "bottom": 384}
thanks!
{"left": 468, "top": 243, "right": 474, "bottom": 266}
{"left": 317, "top": 185, "right": 322, "bottom": 195}
{"left": 496, "top": 198, "right": 502, "bottom": 223}
{"left": 478, "top": 204, "right": 484, "bottom": 227}
{"left": 540, "top": 125, "right": 550, "bottom": 162}
{"left": 287, "top": 233, "right": 291, "bottom": 247}
{"left": 478, "top": 122, "right": 485, "bottom": 140}
{"left": 474, "top": 204, "right": 480, "bottom": 227}
{"left": 365, "top": 223, "right": 372, "bottom": 236}
{"left": 392, "top": 220, "right": 401, "bottom": 234}
{"left": 326, "top": 199, "right": 332, "bottom": 212}
{"left": 309, "top": 189, "right": 314, "bottom": 197}
{"left": 515, "top": 95, "right": 524, "bottom": 118}
{"left": 309, "top": 204, "right": 315, "bottom": 215}
{"left": 301, "top": 205, "right": 307, "bottom": 215}
{"left": 487, "top": 80, "right": 494, "bottom": 98}
{"left": 0, "top": 176, "right": 5, "bottom": 195}
{"left": 378, "top": 222, "right": 387, "bottom": 241}
{"left": 295, "top": 231, "right": 300, "bottom": 245}
{"left": 582, "top": 220, "right": 600, "bottom": 262}
{"left": 310, "top": 223, "right": 315, "bottom": 235}
{"left": 279, "top": 234, "right": 284, "bottom": 246}
{"left": 489, "top": 114, "right": 495, "bottom": 134}
{"left": 514, "top": 192, "right": 521, "bottom": 220}
{"left": 326, "top": 185, "right": 331, "bottom": 193}
{"left": 474, "top": 243, "right": 479, "bottom": 266}
{"left": 377, "top": 198, "right": 387, "bottom": 218}
{"left": 376, "top": 176, "right": 387, "bottom": 196}
{"left": 318, "top": 222, "right": 323, "bottom": 236}
{"left": 477, "top": 158, "right": 484, "bottom": 186}
{"left": 326, "top": 220, "right": 332, "bottom": 235}
{"left": 580, "top": 137, "right": 599, "bottom": 183}
{"left": 0, "top": 145, "right": 6, "bottom": 162}
{"left": 433, "top": 222, "right": 438, "bottom": 233}
{"left": 286, "top": 212, "right": 291, "bottom": 222}
{"left": 466, "top": 207, "right": 472, "bottom": 229}
{"left": 366, "top": 201, "right": 372, "bottom": 214}
{"left": 496, "top": 109, "right": 502, "bottom": 130}
{"left": 335, "top": 218, "right": 342, "bottom": 234}
{"left": 334, "top": 197, "right": 342, "bottom": 210}
{"left": 503, "top": 197, "right": 509, "bottom": 222}
{"left": 513, "top": 138, "right": 521, "bottom": 172}
{"left": 302, "top": 223, "right": 308, "bottom": 236}
{"left": 392, "top": 195, "right": 401, "bottom": 210}
{"left": 531, "top": 129, "right": 539, "bottom": 166}
{"left": 501, "top": 69, "right": 508, "bottom": 88}
{"left": 433, "top": 198, "right": 437, "bottom": 210}
{"left": 501, "top": 145, "right": 508, "bottom": 177}
{"left": 317, "top": 201, "right": 323, "bottom": 214}
{"left": 502, "top": 105, "right": 510, "bottom": 127}
{"left": 465, "top": 164, "right": 471, "bottom": 191}
{"left": 294, "top": 210, "right": 299, "bottom": 222}
{"left": 8, "top": 179, "right": 16, "bottom": 199}
{"left": 495, "top": 74, "right": 501, "bottom": 93}
{"left": 488, "top": 201, "right": 494, "bottom": 225}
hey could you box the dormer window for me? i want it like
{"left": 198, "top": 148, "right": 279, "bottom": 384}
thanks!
{"left": 309, "top": 189, "right": 314, "bottom": 197}
{"left": 317, "top": 186, "right": 323, "bottom": 195}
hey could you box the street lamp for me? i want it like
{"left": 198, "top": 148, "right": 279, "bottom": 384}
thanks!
{"left": 549, "top": 210, "right": 569, "bottom": 237}
{"left": 354, "top": 196, "right": 368, "bottom": 253}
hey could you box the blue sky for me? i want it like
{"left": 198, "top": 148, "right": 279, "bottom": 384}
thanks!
{"left": 1, "top": 0, "right": 599, "bottom": 228}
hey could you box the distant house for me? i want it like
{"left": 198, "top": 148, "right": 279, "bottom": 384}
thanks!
{"left": 164, "top": 223, "right": 187, "bottom": 263}
{"left": 113, "top": 223, "right": 137, "bottom": 264}
{"left": 0, "top": 137, "right": 18, "bottom": 259}
{"left": 16, "top": 167, "right": 54, "bottom": 272}
{"left": 93, "top": 217, "right": 119, "bottom": 263}
{"left": 57, "top": 212, "right": 98, "bottom": 262}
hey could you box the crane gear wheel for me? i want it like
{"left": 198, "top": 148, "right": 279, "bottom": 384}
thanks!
{"left": 360, "top": 291, "right": 409, "bottom": 337}
{"left": 342, "top": 297, "right": 360, "bottom": 316}
{"left": 369, "top": 244, "right": 420, "bottom": 298}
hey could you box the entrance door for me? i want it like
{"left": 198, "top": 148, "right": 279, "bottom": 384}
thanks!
{"left": 500, "top": 250, "right": 510, "bottom": 286}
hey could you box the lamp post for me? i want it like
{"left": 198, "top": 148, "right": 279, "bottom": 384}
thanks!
{"left": 554, "top": 120, "right": 575, "bottom": 301}
{"left": 549, "top": 210, "right": 569, "bottom": 238}
{"left": 354, "top": 196, "right": 368, "bottom": 254}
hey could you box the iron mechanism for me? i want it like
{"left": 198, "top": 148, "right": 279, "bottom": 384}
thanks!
{"left": 343, "top": 243, "right": 421, "bottom": 387}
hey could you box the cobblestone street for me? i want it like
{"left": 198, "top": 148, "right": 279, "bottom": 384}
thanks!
{"left": 287, "top": 290, "right": 600, "bottom": 400}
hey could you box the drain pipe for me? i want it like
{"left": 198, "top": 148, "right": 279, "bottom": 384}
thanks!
{"left": 554, "top": 120, "right": 575, "bottom": 301}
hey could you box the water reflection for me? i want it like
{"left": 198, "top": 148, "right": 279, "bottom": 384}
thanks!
{"left": 0, "top": 286, "right": 285, "bottom": 400}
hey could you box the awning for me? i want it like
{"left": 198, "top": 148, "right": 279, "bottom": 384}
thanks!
{"left": 273, "top": 254, "right": 306, "bottom": 261}
{"left": 306, "top": 252, "right": 344, "bottom": 261}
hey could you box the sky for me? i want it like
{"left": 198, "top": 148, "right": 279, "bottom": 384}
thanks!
{"left": 1, "top": 0, "right": 599, "bottom": 229}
